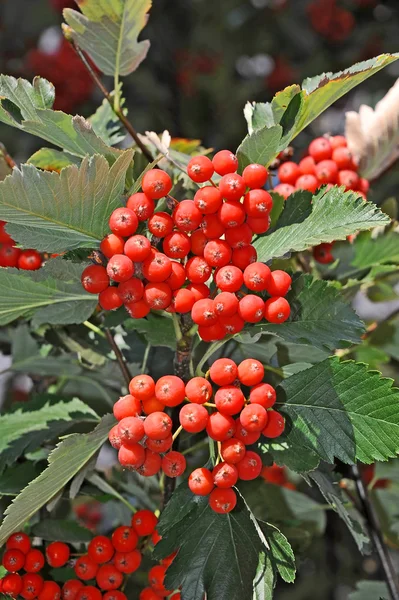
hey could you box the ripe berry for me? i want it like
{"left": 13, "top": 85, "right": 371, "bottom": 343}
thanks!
{"left": 219, "top": 313, "right": 245, "bottom": 335}
{"left": 225, "top": 223, "right": 252, "bottom": 249}
{"left": 295, "top": 174, "right": 318, "bottom": 192}
{"left": 358, "top": 178, "right": 369, "bottom": 194}
{"left": 165, "top": 262, "right": 186, "bottom": 290}
{"left": 96, "top": 565, "right": 123, "bottom": 591}
{"left": 238, "top": 295, "right": 265, "bottom": 323}
{"left": 315, "top": 159, "right": 339, "bottom": 184}
{"left": 313, "top": 242, "right": 334, "bottom": 264}
{"left": 46, "top": 541, "right": 70, "bottom": 568}
{"left": 209, "top": 487, "right": 237, "bottom": 513}
{"left": 108, "top": 425, "right": 122, "bottom": 449}
{"left": 74, "top": 556, "right": 98, "bottom": 580}
{"left": 143, "top": 252, "right": 172, "bottom": 282}
{"left": 142, "top": 169, "right": 172, "bottom": 200}
{"left": 212, "top": 150, "right": 238, "bottom": 175}
{"left": 191, "top": 298, "right": 217, "bottom": 326}
{"left": 179, "top": 403, "right": 209, "bottom": 433}
{"left": 187, "top": 282, "right": 210, "bottom": 301}
{"left": 218, "top": 200, "right": 246, "bottom": 228}
{"left": 213, "top": 462, "right": 238, "bottom": 488}
{"left": 188, "top": 468, "right": 214, "bottom": 496}
{"left": 273, "top": 183, "right": 295, "bottom": 200}
{"left": 103, "top": 592, "right": 127, "bottom": 600}
{"left": 198, "top": 321, "right": 225, "bottom": 341}
{"left": 107, "top": 254, "right": 134, "bottom": 283}
{"left": 143, "top": 282, "right": 172, "bottom": 310}
{"left": 0, "top": 244, "right": 20, "bottom": 267}
{"left": 113, "top": 550, "right": 142, "bottom": 574}
{"left": 214, "top": 292, "right": 239, "bottom": 318}
{"left": 140, "top": 588, "right": 164, "bottom": 600}
{"left": 136, "top": 449, "right": 162, "bottom": 476}
{"left": 100, "top": 234, "right": 125, "bottom": 258}
{"left": 187, "top": 155, "right": 214, "bottom": 183}
{"left": 162, "top": 451, "right": 186, "bottom": 477}
{"left": 243, "top": 262, "right": 270, "bottom": 291}
{"left": 173, "top": 200, "right": 202, "bottom": 232}
{"left": 118, "top": 416, "right": 145, "bottom": 445}
{"left": 330, "top": 135, "right": 347, "bottom": 149}
{"left": 215, "top": 386, "right": 245, "bottom": 416}
{"left": 246, "top": 215, "right": 270, "bottom": 234}
{"left": 237, "top": 451, "right": 262, "bottom": 480}
{"left": 262, "top": 410, "right": 285, "bottom": 438}
{"left": 99, "top": 287, "right": 123, "bottom": 311}
{"left": 129, "top": 375, "right": 155, "bottom": 400}
{"left": 338, "top": 169, "right": 359, "bottom": 190}
{"left": 186, "top": 256, "right": 212, "bottom": 283}
{"left": 81, "top": 265, "right": 109, "bottom": 294}
{"left": 124, "top": 235, "right": 152, "bottom": 262}
{"left": 155, "top": 375, "right": 185, "bottom": 407}
{"left": 264, "top": 296, "right": 290, "bottom": 323}
{"left": 148, "top": 212, "right": 174, "bottom": 237}
{"left": 243, "top": 163, "right": 268, "bottom": 189}
{"left": 308, "top": 137, "right": 332, "bottom": 161}
{"left": 0, "top": 221, "right": 13, "bottom": 244}
{"left": 125, "top": 299, "right": 150, "bottom": 319}
{"left": 173, "top": 288, "right": 196, "bottom": 313}
{"left": 161, "top": 232, "right": 190, "bottom": 260}
{"left": 37, "top": 581, "right": 61, "bottom": 600}
{"left": 190, "top": 229, "right": 208, "bottom": 256}
{"left": 250, "top": 383, "right": 276, "bottom": 408}
{"left": 332, "top": 146, "right": 355, "bottom": 170}
{"left": 240, "top": 404, "right": 268, "bottom": 432}
{"left": 144, "top": 411, "right": 172, "bottom": 440}
{"left": 21, "top": 573, "right": 44, "bottom": 600}
{"left": 266, "top": 270, "right": 291, "bottom": 297}
{"left": 117, "top": 278, "right": 144, "bottom": 304}
{"left": 206, "top": 411, "right": 235, "bottom": 441}
{"left": 18, "top": 250, "right": 42, "bottom": 271}
{"left": 88, "top": 536, "right": 114, "bottom": 564}
{"left": 203, "top": 239, "right": 232, "bottom": 267}
{"left": 62, "top": 580, "right": 84, "bottom": 600}
{"left": 243, "top": 189, "right": 273, "bottom": 217}
{"left": 142, "top": 395, "right": 165, "bottom": 415}
{"left": 215, "top": 265, "right": 243, "bottom": 293}
{"left": 145, "top": 434, "right": 173, "bottom": 453}
{"left": 2, "top": 548, "right": 25, "bottom": 572}
{"left": 232, "top": 245, "right": 257, "bottom": 270}
{"left": 219, "top": 173, "right": 246, "bottom": 202}
{"left": 278, "top": 161, "right": 300, "bottom": 185}
{"left": 132, "top": 510, "right": 158, "bottom": 536}
{"left": 221, "top": 438, "right": 246, "bottom": 464}
{"left": 201, "top": 214, "right": 225, "bottom": 239}
{"left": 238, "top": 358, "right": 264, "bottom": 385}
{"left": 235, "top": 420, "right": 261, "bottom": 445}
{"left": 23, "top": 549, "right": 45, "bottom": 573}
{"left": 76, "top": 586, "right": 102, "bottom": 600}
{"left": 126, "top": 193, "right": 155, "bottom": 221}
{"left": 194, "top": 186, "right": 222, "bottom": 214}
{"left": 2, "top": 573, "right": 23, "bottom": 597}
{"left": 118, "top": 444, "right": 145, "bottom": 469}
{"left": 109, "top": 208, "right": 138, "bottom": 237}
{"left": 185, "top": 376, "right": 212, "bottom": 404}
{"left": 148, "top": 565, "right": 172, "bottom": 596}
{"left": 298, "top": 155, "right": 316, "bottom": 175}
{"left": 6, "top": 532, "right": 31, "bottom": 554}
{"left": 111, "top": 526, "right": 138, "bottom": 553}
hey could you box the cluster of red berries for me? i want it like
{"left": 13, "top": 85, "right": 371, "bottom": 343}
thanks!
{"left": 0, "top": 222, "right": 43, "bottom": 270}
{"left": 261, "top": 464, "right": 296, "bottom": 490}
{"left": 140, "top": 529, "right": 180, "bottom": 600}
{"left": 74, "top": 502, "right": 102, "bottom": 531}
{"left": 0, "top": 511, "right": 179, "bottom": 600}
{"left": 109, "top": 357, "right": 285, "bottom": 514}
{"left": 81, "top": 151, "right": 292, "bottom": 340}
{"left": 271, "top": 135, "right": 369, "bottom": 265}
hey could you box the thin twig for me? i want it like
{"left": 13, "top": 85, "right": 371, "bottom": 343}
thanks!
{"left": 0, "top": 143, "right": 16, "bottom": 169}
{"left": 351, "top": 464, "right": 399, "bottom": 600}
{"left": 66, "top": 36, "right": 154, "bottom": 163}
{"left": 104, "top": 328, "right": 132, "bottom": 388}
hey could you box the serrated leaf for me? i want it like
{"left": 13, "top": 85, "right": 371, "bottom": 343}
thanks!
{"left": 237, "top": 125, "right": 282, "bottom": 171}
{"left": 253, "top": 187, "right": 390, "bottom": 261}
{"left": 252, "top": 553, "right": 274, "bottom": 600}
{"left": 349, "top": 581, "right": 389, "bottom": 600}
{"left": 352, "top": 231, "right": 399, "bottom": 270}
{"left": 89, "top": 92, "right": 126, "bottom": 146}
{"left": 0, "top": 151, "right": 133, "bottom": 253}
{"left": 276, "top": 357, "right": 399, "bottom": 465}
{"left": 154, "top": 483, "right": 269, "bottom": 600}
{"left": 32, "top": 520, "right": 93, "bottom": 543}
{"left": 28, "top": 148, "right": 80, "bottom": 172}
{"left": 0, "top": 414, "right": 114, "bottom": 546}
{"left": 237, "top": 275, "right": 365, "bottom": 351}
{"left": 124, "top": 313, "right": 176, "bottom": 349}
{"left": 0, "top": 259, "right": 98, "bottom": 327}
{"left": 64, "top": 0, "right": 151, "bottom": 77}
{"left": 0, "top": 76, "right": 122, "bottom": 163}
{"left": 258, "top": 522, "right": 296, "bottom": 584}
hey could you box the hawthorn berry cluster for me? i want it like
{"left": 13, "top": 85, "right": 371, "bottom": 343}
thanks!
{"left": 81, "top": 151, "right": 292, "bottom": 340}
{"left": 109, "top": 357, "right": 285, "bottom": 514}
{"left": 272, "top": 135, "right": 369, "bottom": 265}
{"left": 0, "top": 221, "right": 43, "bottom": 270}
{"left": 0, "top": 511, "right": 179, "bottom": 600}
{"left": 261, "top": 464, "right": 296, "bottom": 490}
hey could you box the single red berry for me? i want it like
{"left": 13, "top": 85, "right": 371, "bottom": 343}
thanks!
{"left": 242, "top": 163, "right": 268, "bottom": 189}
{"left": 148, "top": 212, "right": 174, "bottom": 238}
{"left": 209, "top": 358, "right": 238, "bottom": 386}
{"left": 188, "top": 467, "right": 214, "bottom": 496}
{"left": 129, "top": 375, "right": 155, "bottom": 400}
{"left": 190, "top": 229, "right": 208, "bottom": 256}
{"left": 95, "top": 565, "right": 123, "bottom": 591}
{"left": 143, "top": 252, "right": 172, "bottom": 282}
{"left": 187, "top": 282, "right": 210, "bottom": 301}
{"left": 21, "top": 573, "right": 44, "bottom": 600}
{"left": 144, "top": 411, "right": 173, "bottom": 440}
{"left": 262, "top": 410, "right": 285, "bottom": 438}
{"left": 126, "top": 193, "right": 155, "bottom": 221}
{"left": 215, "top": 265, "right": 244, "bottom": 293}
{"left": 225, "top": 223, "right": 253, "bottom": 249}
{"left": 308, "top": 137, "right": 332, "bottom": 162}
{"left": 74, "top": 556, "right": 98, "bottom": 581}
{"left": 358, "top": 178, "right": 369, "bottom": 194}
{"left": 313, "top": 242, "right": 334, "bottom": 264}
{"left": 278, "top": 162, "right": 300, "bottom": 185}
{"left": 198, "top": 322, "right": 226, "bottom": 341}
{"left": 214, "top": 292, "right": 239, "bottom": 318}
{"left": 23, "top": 549, "right": 45, "bottom": 574}
{"left": 219, "top": 173, "right": 246, "bottom": 202}
{"left": 2, "top": 573, "right": 23, "bottom": 597}
{"left": 243, "top": 262, "right": 271, "bottom": 292}
{"left": 185, "top": 376, "right": 212, "bottom": 404}
{"left": 18, "top": 250, "right": 42, "bottom": 271}
{"left": 111, "top": 527, "right": 138, "bottom": 553}
{"left": 0, "top": 221, "right": 13, "bottom": 244}
{"left": 125, "top": 299, "right": 150, "bottom": 319}
{"left": 200, "top": 213, "right": 225, "bottom": 239}
{"left": 162, "top": 451, "right": 186, "bottom": 477}
{"left": 142, "top": 396, "right": 165, "bottom": 415}
{"left": 240, "top": 404, "right": 268, "bottom": 432}
{"left": 235, "top": 420, "right": 261, "bottom": 445}
{"left": 179, "top": 403, "right": 209, "bottom": 433}
{"left": 243, "top": 189, "right": 273, "bottom": 218}
{"left": 185, "top": 256, "right": 212, "bottom": 284}
{"left": 206, "top": 411, "right": 236, "bottom": 441}
{"left": 273, "top": 183, "right": 295, "bottom": 200}
{"left": 118, "top": 416, "right": 145, "bottom": 446}
{"left": 145, "top": 434, "right": 173, "bottom": 453}
{"left": 173, "top": 200, "right": 203, "bottom": 232}
{"left": 332, "top": 146, "right": 355, "bottom": 170}
{"left": 142, "top": 169, "right": 172, "bottom": 200}
{"left": 132, "top": 510, "right": 158, "bottom": 536}
{"left": 203, "top": 239, "right": 232, "bottom": 268}
{"left": 103, "top": 592, "right": 127, "bottom": 600}
{"left": 221, "top": 438, "right": 246, "bottom": 464}
{"left": 155, "top": 375, "right": 186, "bottom": 407}
{"left": 219, "top": 313, "right": 245, "bottom": 335}
{"left": 148, "top": 565, "right": 172, "bottom": 596}
{"left": 88, "top": 536, "right": 114, "bottom": 565}
{"left": 6, "top": 532, "right": 31, "bottom": 554}
{"left": 76, "top": 585, "right": 102, "bottom": 600}
{"left": 264, "top": 296, "right": 290, "bottom": 323}
{"left": 194, "top": 186, "right": 223, "bottom": 214}
{"left": 238, "top": 358, "right": 264, "bottom": 386}
{"left": 117, "top": 278, "right": 144, "bottom": 304}
{"left": 213, "top": 462, "right": 238, "bottom": 488}
{"left": 0, "top": 244, "right": 20, "bottom": 267}
{"left": 265, "top": 270, "right": 291, "bottom": 296}
{"left": 163, "top": 231, "right": 191, "bottom": 259}
{"left": 187, "top": 155, "right": 215, "bottom": 183}
{"left": 118, "top": 443, "right": 146, "bottom": 469}
{"left": 237, "top": 451, "right": 263, "bottom": 480}
{"left": 165, "top": 262, "right": 186, "bottom": 290}
{"left": 99, "top": 287, "right": 124, "bottom": 311}
{"left": 139, "top": 588, "right": 164, "bottom": 600}
{"left": 298, "top": 156, "right": 316, "bottom": 175}
{"left": 108, "top": 424, "right": 122, "bottom": 449}
{"left": 136, "top": 449, "right": 162, "bottom": 477}
{"left": 250, "top": 383, "right": 276, "bottom": 409}
{"left": 81, "top": 265, "right": 109, "bottom": 294}
{"left": 46, "top": 541, "right": 70, "bottom": 568}
{"left": 107, "top": 254, "right": 134, "bottom": 283}
{"left": 209, "top": 487, "right": 237, "bottom": 513}
{"left": 2, "top": 548, "right": 25, "bottom": 572}
{"left": 124, "top": 235, "right": 152, "bottom": 262}
{"left": 338, "top": 169, "right": 359, "bottom": 190}
{"left": 191, "top": 298, "right": 218, "bottom": 326}
{"left": 215, "top": 386, "right": 245, "bottom": 416}
{"left": 238, "top": 294, "right": 265, "bottom": 323}
{"left": 37, "top": 581, "right": 61, "bottom": 600}
{"left": 295, "top": 174, "right": 318, "bottom": 193}
{"left": 246, "top": 215, "right": 270, "bottom": 234}
{"left": 330, "top": 135, "right": 347, "bottom": 149}
{"left": 62, "top": 580, "right": 84, "bottom": 600}
{"left": 315, "top": 159, "right": 338, "bottom": 184}
{"left": 212, "top": 150, "right": 238, "bottom": 175}
{"left": 143, "top": 282, "right": 172, "bottom": 310}
{"left": 109, "top": 208, "right": 138, "bottom": 237}
{"left": 113, "top": 550, "right": 141, "bottom": 574}
{"left": 173, "top": 288, "right": 196, "bottom": 313}
{"left": 218, "top": 200, "right": 246, "bottom": 228}
{"left": 232, "top": 245, "right": 257, "bottom": 270}
{"left": 100, "top": 234, "right": 125, "bottom": 259}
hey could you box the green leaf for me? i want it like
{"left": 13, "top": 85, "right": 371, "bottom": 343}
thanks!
{"left": 252, "top": 553, "right": 274, "bottom": 600}
{"left": 0, "top": 259, "right": 98, "bottom": 327}
{"left": 349, "top": 581, "right": 389, "bottom": 600}
{"left": 0, "top": 76, "right": 122, "bottom": 163}
{"left": 245, "top": 54, "right": 399, "bottom": 147}
{"left": 88, "top": 92, "right": 126, "bottom": 146}
{"left": 0, "top": 396, "right": 98, "bottom": 472}
{"left": 237, "top": 275, "right": 365, "bottom": 351}
{"left": 64, "top": 0, "right": 152, "bottom": 77}
{"left": 32, "top": 520, "right": 93, "bottom": 543}
{"left": 276, "top": 357, "right": 399, "bottom": 465}
{"left": 237, "top": 125, "right": 282, "bottom": 171}
{"left": 0, "top": 151, "right": 133, "bottom": 253}
{"left": 352, "top": 231, "right": 399, "bottom": 270}
{"left": 254, "top": 187, "right": 390, "bottom": 261}
{"left": 125, "top": 313, "right": 177, "bottom": 349}
{"left": 154, "top": 483, "right": 269, "bottom": 600}
{"left": 0, "top": 463, "right": 43, "bottom": 496}
{"left": 28, "top": 148, "right": 80, "bottom": 171}
{"left": 0, "top": 414, "right": 114, "bottom": 546}
{"left": 307, "top": 466, "right": 371, "bottom": 553}
{"left": 258, "top": 522, "right": 296, "bottom": 584}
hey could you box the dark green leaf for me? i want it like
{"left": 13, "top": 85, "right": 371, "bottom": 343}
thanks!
{"left": 258, "top": 522, "right": 296, "bottom": 583}
{"left": 352, "top": 231, "right": 399, "bottom": 270}
{"left": 32, "top": 520, "right": 93, "bottom": 543}
{"left": 349, "top": 581, "right": 389, "bottom": 600}
{"left": 237, "top": 125, "right": 282, "bottom": 171}
{"left": 125, "top": 313, "right": 177, "bottom": 349}
{"left": 0, "top": 463, "right": 43, "bottom": 496}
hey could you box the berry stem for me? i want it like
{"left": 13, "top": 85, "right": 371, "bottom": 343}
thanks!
{"left": 172, "top": 313, "right": 183, "bottom": 342}
{"left": 195, "top": 336, "right": 233, "bottom": 376}
{"left": 83, "top": 320, "right": 107, "bottom": 339}
{"left": 88, "top": 474, "right": 137, "bottom": 514}
{"left": 104, "top": 328, "right": 132, "bottom": 388}
{"left": 172, "top": 424, "right": 183, "bottom": 441}
{"left": 141, "top": 342, "right": 152, "bottom": 373}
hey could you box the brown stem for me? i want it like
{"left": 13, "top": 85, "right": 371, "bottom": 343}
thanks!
{"left": 0, "top": 143, "right": 16, "bottom": 170}
{"left": 66, "top": 37, "right": 154, "bottom": 163}
{"left": 104, "top": 328, "right": 132, "bottom": 388}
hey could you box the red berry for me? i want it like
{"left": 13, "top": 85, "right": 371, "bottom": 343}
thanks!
{"left": 212, "top": 150, "right": 238, "bottom": 175}
{"left": 136, "top": 449, "right": 162, "bottom": 477}
{"left": 173, "top": 288, "right": 195, "bottom": 313}
{"left": 298, "top": 156, "right": 316, "bottom": 175}
{"left": 76, "top": 586, "right": 102, "bottom": 600}
{"left": 187, "top": 282, "right": 210, "bottom": 301}
{"left": 0, "top": 244, "right": 20, "bottom": 268}
{"left": 62, "top": 580, "right": 84, "bottom": 600}
{"left": 108, "top": 424, "right": 122, "bottom": 449}
{"left": 6, "top": 532, "right": 31, "bottom": 554}
{"left": 148, "top": 212, "right": 174, "bottom": 238}
{"left": 262, "top": 410, "right": 285, "bottom": 438}
{"left": 209, "top": 358, "right": 238, "bottom": 386}
{"left": 126, "top": 193, "right": 155, "bottom": 221}
{"left": 107, "top": 254, "right": 134, "bottom": 283}
{"left": 235, "top": 420, "right": 261, "bottom": 445}
{"left": 118, "top": 443, "right": 146, "bottom": 469}
{"left": 24, "top": 549, "right": 45, "bottom": 573}
{"left": 185, "top": 377, "right": 212, "bottom": 404}
{"left": 215, "top": 265, "right": 243, "bottom": 293}
{"left": 129, "top": 375, "right": 155, "bottom": 400}
{"left": 313, "top": 242, "right": 334, "bottom": 264}
{"left": 145, "top": 434, "right": 173, "bottom": 453}
{"left": 225, "top": 223, "right": 253, "bottom": 249}
{"left": 2, "top": 548, "right": 25, "bottom": 572}
{"left": 185, "top": 256, "right": 212, "bottom": 284}
{"left": 100, "top": 234, "right": 125, "bottom": 258}
{"left": 264, "top": 296, "right": 290, "bottom": 323}
{"left": 278, "top": 161, "right": 300, "bottom": 185}
{"left": 219, "top": 312, "right": 245, "bottom": 335}
{"left": 155, "top": 375, "right": 186, "bottom": 407}
{"left": 18, "top": 250, "right": 42, "bottom": 271}
{"left": 218, "top": 200, "right": 246, "bottom": 228}
{"left": 295, "top": 174, "right": 318, "bottom": 193}
{"left": 246, "top": 215, "right": 270, "bottom": 234}
{"left": 117, "top": 278, "right": 144, "bottom": 304}
{"left": 338, "top": 169, "right": 359, "bottom": 190}
{"left": 21, "top": 574, "right": 44, "bottom": 600}
{"left": 315, "top": 159, "right": 338, "bottom": 184}
{"left": 38, "top": 581, "right": 61, "bottom": 600}
{"left": 265, "top": 270, "right": 291, "bottom": 296}
{"left": 118, "top": 416, "right": 145, "bottom": 445}
{"left": 131, "top": 510, "right": 158, "bottom": 536}
{"left": 250, "top": 383, "right": 276, "bottom": 409}
{"left": 240, "top": 404, "right": 268, "bottom": 432}
{"left": 96, "top": 565, "right": 123, "bottom": 591}
{"left": 103, "top": 592, "right": 127, "bottom": 600}
{"left": 88, "top": 536, "right": 114, "bottom": 565}
{"left": 358, "top": 178, "right": 369, "bottom": 194}
{"left": 113, "top": 550, "right": 141, "bottom": 574}
{"left": 221, "top": 438, "right": 246, "bottom": 464}
{"left": 191, "top": 298, "right": 217, "bottom": 326}
{"left": 214, "top": 292, "right": 239, "bottom": 318}
{"left": 332, "top": 146, "right": 355, "bottom": 170}
{"left": 46, "top": 542, "right": 70, "bottom": 568}
{"left": 111, "top": 526, "right": 138, "bottom": 553}
{"left": 194, "top": 186, "right": 222, "bottom": 214}
{"left": 213, "top": 462, "right": 238, "bottom": 488}
{"left": 243, "top": 189, "right": 273, "bottom": 218}
{"left": 81, "top": 265, "right": 109, "bottom": 294}
{"left": 200, "top": 213, "right": 225, "bottom": 239}
{"left": 0, "top": 221, "right": 13, "bottom": 244}
{"left": 144, "top": 411, "right": 173, "bottom": 440}
{"left": 198, "top": 322, "right": 225, "bottom": 341}
{"left": 124, "top": 235, "right": 151, "bottom": 262}
{"left": 148, "top": 565, "right": 172, "bottom": 596}
{"left": 237, "top": 451, "right": 262, "bottom": 480}
{"left": 173, "top": 200, "right": 202, "bottom": 232}
{"left": 203, "top": 239, "right": 232, "bottom": 268}
{"left": 242, "top": 163, "right": 268, "bottom": 189}
{"left": 219, "top": 173, "right": 246, "bottom": 202}
{"left": 125, "top": 299, "right": 150, "bottom": 319}
{"left": 206, "top": 411, "right": 235, "bottom": 441}
{"left": 243, "top": 262, "right": 271, "bottom": 291}
{"left": 232, "top": 245, "right": 257, "bottom": 270}
{"left": 99, "top": 287, "right": 123, "bottom": 311}
{"left": 190, "top": 229, "right": 208, "bottom": 256}
{"left": 142, "top": 169, "right": 172, "bottom": 200}
{"left": 109, "top": 208, "right": 138, "bottom": 237}
{"left": 139, "top": 588, "right": 164, "bottom": 600}
{"left": 143, "top": 252, "right": 172, "bottom": 282}
{"left": 143, "top": 282, "right": 172, "bottom": 310}
{"left": 165, "top": 261, "right": 186, "bottom": 290}
{"left": 215, "top": 386, "right": 245, "bottom": 416}
{"left": 330, "top": 135, "right": 347, "bottom": 149}
{"left": 2, "top": 573, "right": 23, "bottom": 597}
{"left": 142, "top": 396, "right": 165, "bottom": 415}
{"left": 189, "top": 467, "right": 214, "bottom": 495}
{"left": 179, "top": 403, "right": 209, "bottom": 433}
{"left": 272, "top": 183, "right": 295, "bottom": 200}
{"left": 238, "top": 294, "right": 265, "bottom": 323}
{"left": 209, "top": 487, "right": 237, "bottom": 513}
{"left": 187, "top": 155, "right": 214, "bottom": 183}
{"left": 162, "top": 451, "right": 186, "bottom": 477}
{"left": 308, "top": 137, "right": 332, "bottom": 162}
{"left": 74, "top": 556, "right": 98, "bottom": 581}
{"left": 238, "top": 358, "right": 264, "bottom": 386}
